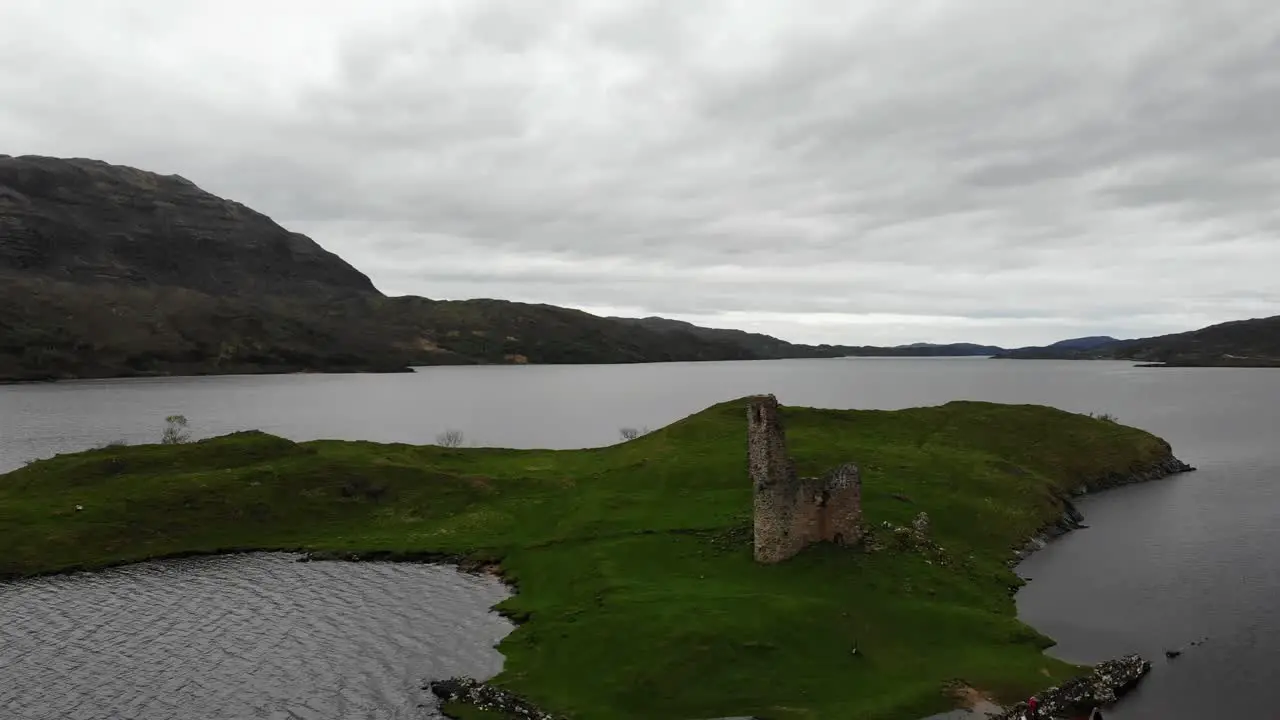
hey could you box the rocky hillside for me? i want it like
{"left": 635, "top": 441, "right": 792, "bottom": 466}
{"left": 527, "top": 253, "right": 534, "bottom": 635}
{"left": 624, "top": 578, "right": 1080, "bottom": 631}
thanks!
{"left": 0, "top": 155, "right": 758, "bottom": 381}
{"left": 0, "top": 155, "right": 378, "bottom": 299}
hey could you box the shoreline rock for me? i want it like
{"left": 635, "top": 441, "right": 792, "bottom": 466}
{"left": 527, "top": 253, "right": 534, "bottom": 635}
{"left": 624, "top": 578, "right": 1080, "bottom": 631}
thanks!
{"left": 429, "top": 677, "right": 560, "bottom": 720}
{"left": 296, "top": 549, "right": 504, "bottom": 577}
{"left": 1073, "top": 455, "right": 1197, "bottom": 495}
{"left": 994, "top": 654, "right": 1151, "bottom": 719}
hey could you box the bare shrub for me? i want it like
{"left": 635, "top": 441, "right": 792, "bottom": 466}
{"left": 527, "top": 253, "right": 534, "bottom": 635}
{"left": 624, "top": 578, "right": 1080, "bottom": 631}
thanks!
{"left": 435, "top": 429, "right": 465, "bottom": 448}
{"left": 618, "top": 426, "right": 651, "bottom": 441}
{"left": 161, "top": 414, "right": 192, "bottom": 445}
{"left": 1088, "top": 411, "right": 1119, "bottom": 423}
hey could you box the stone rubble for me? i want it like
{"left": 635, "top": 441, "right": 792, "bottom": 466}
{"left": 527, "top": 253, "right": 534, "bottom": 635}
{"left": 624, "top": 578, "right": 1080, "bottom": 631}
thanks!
{"left": 429, "top": 677, "right": 560, "bottom": 720}
{"left": 994, "top": 654, "right": 1151, "bottom": 719}
{"left": 865, "top": 511, "right": 953, "bottom": 567}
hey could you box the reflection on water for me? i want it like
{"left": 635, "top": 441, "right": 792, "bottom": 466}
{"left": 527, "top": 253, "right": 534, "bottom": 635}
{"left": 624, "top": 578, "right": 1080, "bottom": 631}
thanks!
{"left": 0, "top": 553, "right": 513, "bottom": 720}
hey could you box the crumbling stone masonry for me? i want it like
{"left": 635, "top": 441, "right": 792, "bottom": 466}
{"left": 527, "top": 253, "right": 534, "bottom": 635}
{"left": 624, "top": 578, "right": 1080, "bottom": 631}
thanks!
{"left": 749, "top": 394, "right": 863, "bottom": 564}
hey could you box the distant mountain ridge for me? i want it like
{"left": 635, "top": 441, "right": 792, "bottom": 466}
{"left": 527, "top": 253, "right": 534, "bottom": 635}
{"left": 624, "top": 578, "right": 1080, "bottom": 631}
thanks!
{"left": 993, "top": 320, "right": 1280, "bottom": 366}
{"left": 1, "top": 154, "right": 986, "bottom": 382}
{"left": 0, "top": 155, "right": 767, "bottom": 381}
{"left": 2, "top": 154, "right": 1273, "bottom": 380}
{"left": 610, "top": 317, "right": 1004, "bottom": 358}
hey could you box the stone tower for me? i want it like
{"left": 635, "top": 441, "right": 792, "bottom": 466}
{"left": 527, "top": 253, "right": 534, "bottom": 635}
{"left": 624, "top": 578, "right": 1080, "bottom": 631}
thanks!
{"left": 748, "top": 394, "right": 863, "bottom": 564}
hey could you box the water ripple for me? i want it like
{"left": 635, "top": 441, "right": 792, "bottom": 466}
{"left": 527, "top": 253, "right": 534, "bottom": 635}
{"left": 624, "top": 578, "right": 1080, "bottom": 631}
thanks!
{"left": 0, "top": 553, "right": 514, "bottom": 720}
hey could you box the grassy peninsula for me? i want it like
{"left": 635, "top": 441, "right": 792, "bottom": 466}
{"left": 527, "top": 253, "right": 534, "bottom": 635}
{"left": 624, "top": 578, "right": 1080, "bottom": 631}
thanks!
{"left": 0, "top": 399, "right": 1184, "bottom": 719}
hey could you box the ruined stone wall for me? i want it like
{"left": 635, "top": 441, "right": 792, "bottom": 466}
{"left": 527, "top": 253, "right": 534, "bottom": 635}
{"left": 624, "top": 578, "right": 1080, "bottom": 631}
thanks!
{"left": 749, "top": 395, "right": 863, "bottom": 564}
{"left": 790, "top": 463, "right": 862, "bottom": 548}
{"left": 748, "top": 394, "right": 800, "bottom": 564}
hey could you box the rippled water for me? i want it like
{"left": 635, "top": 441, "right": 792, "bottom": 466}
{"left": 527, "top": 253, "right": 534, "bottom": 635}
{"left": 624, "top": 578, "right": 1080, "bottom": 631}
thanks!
{"left": 3, "top": 359, "right": 1279, "bottom": 717}
{"left": 0, "top": 553, "right": 513, "bottom": 720}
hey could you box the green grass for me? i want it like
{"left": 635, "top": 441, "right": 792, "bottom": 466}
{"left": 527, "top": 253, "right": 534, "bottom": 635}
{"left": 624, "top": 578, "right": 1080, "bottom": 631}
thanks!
{"left": 0, "top": 398, "right": 1176, "bottom": 719}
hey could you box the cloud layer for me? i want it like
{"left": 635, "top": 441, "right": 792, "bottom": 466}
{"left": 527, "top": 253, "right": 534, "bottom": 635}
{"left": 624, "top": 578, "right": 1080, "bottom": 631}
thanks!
{"left": 4, "top": 0, "right": 1279, "bottom": 346}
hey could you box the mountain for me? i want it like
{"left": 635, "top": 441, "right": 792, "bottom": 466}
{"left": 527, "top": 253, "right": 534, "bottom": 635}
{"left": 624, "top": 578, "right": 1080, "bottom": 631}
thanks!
{"left": 0, "top": 155, "right": 759, "bottom": 381}
{"left": 993, "top": 319, "right": 1280, "bottom": 366}
{"left": 0, "top": 155, "right": 378, "bottom": 299}
{"left": 0, "top": 150, "right": 1010, "bottom": 384}
{"left": 15, "top": 154, "right": 1262, "bottom": 381}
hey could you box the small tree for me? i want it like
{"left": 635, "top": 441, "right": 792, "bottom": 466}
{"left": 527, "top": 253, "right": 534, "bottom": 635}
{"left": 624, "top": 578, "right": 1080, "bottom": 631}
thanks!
{"left": 161, "top": 414, "right": 192, "bottom": 445}
{"left": 435, "top": 429, "right": 465, "bottom": 448}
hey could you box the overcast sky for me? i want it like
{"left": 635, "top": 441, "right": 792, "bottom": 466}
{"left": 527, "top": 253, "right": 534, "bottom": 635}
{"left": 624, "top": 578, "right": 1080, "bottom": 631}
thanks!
{"left": 3, "top": 1, "right": 1278, "bottom": 346}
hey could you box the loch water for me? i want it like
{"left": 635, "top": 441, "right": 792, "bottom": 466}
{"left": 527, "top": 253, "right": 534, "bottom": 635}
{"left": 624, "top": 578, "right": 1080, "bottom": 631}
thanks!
{"left": 0, "top": 553, "right": 512, "bottom": 720}
{"left": 2, "top": 358, "right": 1277, "bottom": 718}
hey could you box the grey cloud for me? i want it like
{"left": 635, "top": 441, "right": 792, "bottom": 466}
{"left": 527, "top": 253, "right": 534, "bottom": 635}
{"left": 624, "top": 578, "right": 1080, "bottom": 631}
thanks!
{"left": 2, "top": 0, "right": 1279, "bottom": 346}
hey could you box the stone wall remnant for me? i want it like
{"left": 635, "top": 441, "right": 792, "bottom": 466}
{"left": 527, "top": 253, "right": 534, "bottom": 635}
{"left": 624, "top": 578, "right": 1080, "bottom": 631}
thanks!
{"left": 749, "top": 394, "right": 863, "bottom": 564}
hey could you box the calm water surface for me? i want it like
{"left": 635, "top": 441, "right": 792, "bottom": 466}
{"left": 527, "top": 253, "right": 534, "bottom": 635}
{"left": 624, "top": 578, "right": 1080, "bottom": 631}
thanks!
{"left": 2, "top": 358, "right": 1277, "bottom": 718}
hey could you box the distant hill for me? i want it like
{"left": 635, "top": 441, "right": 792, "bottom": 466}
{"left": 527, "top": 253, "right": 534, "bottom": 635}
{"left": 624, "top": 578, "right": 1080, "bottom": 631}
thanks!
{"left": 7, "top": 155, "right": 1007, "bottom": 383}
{"left": 993, "top": 319, "right": 1280, "bottom": 366}
{"left": 0, "top": 155, "right": 758, "bottom": 381}
{"left": 1047, "top": 336, "right": 1120, "bottom": 350}
{"left": 872, "top": 342, "right": 1004, "bottom": 356}
{"left": 611, "top": 317, "right": 1004, "bottom": 358}
{"left": 994, "top": 335, "right": 1125, "bottom": 360}
{"left": 1106, "top": 316, "right": 1280, "bottom": 367}
{"left": 608, "top": 317, "right": 843, "bottom": 359}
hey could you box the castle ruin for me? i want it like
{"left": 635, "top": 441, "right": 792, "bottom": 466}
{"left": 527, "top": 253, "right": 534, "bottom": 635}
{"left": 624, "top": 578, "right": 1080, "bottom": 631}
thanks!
{"left": 749, "top": 394, "right": 863, "bottom": 564}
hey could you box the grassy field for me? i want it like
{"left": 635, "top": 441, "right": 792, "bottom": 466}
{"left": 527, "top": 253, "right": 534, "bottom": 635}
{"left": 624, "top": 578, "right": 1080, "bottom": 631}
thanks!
{"left": 0, "top": 398, "right": 1177, "bottom": 719}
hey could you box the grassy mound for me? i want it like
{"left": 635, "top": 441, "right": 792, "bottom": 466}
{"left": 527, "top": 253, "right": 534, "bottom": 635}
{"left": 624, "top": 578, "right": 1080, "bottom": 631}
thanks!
{"left": 0, "top": 398, "right": 1177, "bottom": 719}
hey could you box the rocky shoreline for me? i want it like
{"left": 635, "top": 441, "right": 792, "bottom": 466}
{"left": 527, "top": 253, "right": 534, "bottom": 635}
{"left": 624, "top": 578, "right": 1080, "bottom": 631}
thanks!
{"left": 994, "top": 654, "right": 1151, "bottom": 719}
{"left": 429, "top": 653, "right": 1151, "bottom": 720}
{"left": 429, "top": 677, "right": 560, "bottom": 720}
{"left": 1009, "top": 453, "right": 1195, "bottom": 565}
{"left": 297, "top": 548, "right": 500, "bottom": 575}
{"left": 1074, "top": 453, "right": 1197, "bottom": 494}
